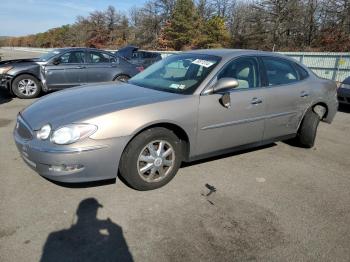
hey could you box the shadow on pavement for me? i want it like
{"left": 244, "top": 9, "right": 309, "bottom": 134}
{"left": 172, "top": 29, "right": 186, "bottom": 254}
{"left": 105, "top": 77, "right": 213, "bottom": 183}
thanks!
{"left": 40, "top": 198, "right": 133, "bottom": 262}
{"left": 0, "top": 88, "right": 12, "bottom": 104}
{"left": 45, "top": 178, "right": 116, "bottom": 189}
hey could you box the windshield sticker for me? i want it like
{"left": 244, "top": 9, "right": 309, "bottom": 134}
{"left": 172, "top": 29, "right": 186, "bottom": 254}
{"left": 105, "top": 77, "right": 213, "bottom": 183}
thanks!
{"left": 169, "top": 83, "right": 180, "bottom": 89}
{"left": 178, "top": 84, "right": 186, "bottom": 89}
{"left": 53, "top": 51, "right": 60, "bottom": 54}
{"left": 192, "top": 59, "right": 215, "bottom": 68}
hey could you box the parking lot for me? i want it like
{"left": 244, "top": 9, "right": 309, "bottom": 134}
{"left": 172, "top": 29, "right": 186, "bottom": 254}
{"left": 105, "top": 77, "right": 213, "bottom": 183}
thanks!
{"left": 1, "top": 49, "right": 350, "bottom": 261}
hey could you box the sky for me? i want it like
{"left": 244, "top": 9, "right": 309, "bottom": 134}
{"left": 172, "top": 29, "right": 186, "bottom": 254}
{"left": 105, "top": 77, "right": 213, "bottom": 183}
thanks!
{"left": 0, "top": 0, "right": 146, "bottom": 36}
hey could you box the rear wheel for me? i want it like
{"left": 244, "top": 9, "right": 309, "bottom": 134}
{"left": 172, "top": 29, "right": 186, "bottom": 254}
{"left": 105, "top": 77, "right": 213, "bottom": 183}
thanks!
{"left": 114, "top": 75, "right": 130, "bottom": 82}
{"left": 12, "top": 74, "right": 41, "bottom": 99}
{"left": 296, "top": 109, "right": 320, "bottom": 148}
{"left": 119, "top": 127, "right": 183, "bottom": 191}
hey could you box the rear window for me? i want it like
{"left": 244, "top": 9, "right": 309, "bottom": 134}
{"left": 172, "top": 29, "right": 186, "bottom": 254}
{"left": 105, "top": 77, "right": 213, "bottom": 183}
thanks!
{"left": 262, "top": 57, "right": 298, "bottom": 86}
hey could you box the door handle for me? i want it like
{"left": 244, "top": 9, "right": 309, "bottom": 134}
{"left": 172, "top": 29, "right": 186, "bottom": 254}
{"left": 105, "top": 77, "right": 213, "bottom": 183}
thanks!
{"left": 251, "top": 97, "right": 263, "bottom": 105}
{"left": 75, "top": 66, "right": 86, "bottom": 69}
{"left": 300, "top": 91, "right": 309, "bottom": 98}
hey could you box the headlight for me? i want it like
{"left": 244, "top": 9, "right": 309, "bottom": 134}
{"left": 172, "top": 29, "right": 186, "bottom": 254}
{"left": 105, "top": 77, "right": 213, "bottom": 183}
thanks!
{"left": 51, "top": 124, "right": 97, "bottom": 145}
{"left": 0, "top": 66, "right": 13, "bottom": 74}
{"left": 37, "top": 124, "right": 51, "bottom": 140}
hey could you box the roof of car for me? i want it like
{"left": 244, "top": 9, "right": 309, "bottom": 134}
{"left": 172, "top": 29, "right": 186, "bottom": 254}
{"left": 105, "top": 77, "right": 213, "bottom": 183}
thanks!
{"left": 181, "top": 48, "right": 303, "bottom": 66}
{"left": 182, "top": 48, "right": 287, "bottom": 58}
{"left": 53, "top": 47, "right": 110, "bottom": 52}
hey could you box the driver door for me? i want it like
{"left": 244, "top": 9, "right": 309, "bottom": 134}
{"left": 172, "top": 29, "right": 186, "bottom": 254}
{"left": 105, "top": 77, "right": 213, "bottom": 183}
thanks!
{"left": 44, "top": 50, "right": 87, "bottom": 89}
{"left": 195, "top": 56, "right": 266, "bottom": 156}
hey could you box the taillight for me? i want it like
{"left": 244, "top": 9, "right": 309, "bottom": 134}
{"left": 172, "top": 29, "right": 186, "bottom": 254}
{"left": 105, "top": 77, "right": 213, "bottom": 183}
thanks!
{"left": 136, "top": 66, "right": 144, "bottom": 72}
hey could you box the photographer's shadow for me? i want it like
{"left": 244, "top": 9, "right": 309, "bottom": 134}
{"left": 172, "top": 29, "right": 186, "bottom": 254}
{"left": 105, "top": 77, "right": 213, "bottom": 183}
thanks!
{"left": 40, "top": 198, "right": 133, "bottom": 262}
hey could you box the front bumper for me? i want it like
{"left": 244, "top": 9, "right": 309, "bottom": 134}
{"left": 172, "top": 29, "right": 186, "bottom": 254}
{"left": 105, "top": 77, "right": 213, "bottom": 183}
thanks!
{"left": 14, "top": 127, "right": 130, "bottom": 183}
{"left": 0, "top": 74, "right": 13, "bottom": 89}
{"left": 337, "top": 87, "right": 350, "bottom": 105}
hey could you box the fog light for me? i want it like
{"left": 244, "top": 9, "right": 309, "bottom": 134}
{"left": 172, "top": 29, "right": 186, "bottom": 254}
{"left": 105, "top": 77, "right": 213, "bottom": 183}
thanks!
{"left": 49, "top": 164, "right": 84, "bottom": 172}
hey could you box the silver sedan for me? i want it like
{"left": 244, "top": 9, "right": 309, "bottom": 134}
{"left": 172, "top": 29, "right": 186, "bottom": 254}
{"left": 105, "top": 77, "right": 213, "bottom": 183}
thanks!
{"left": 14, "top": 49, "right": 338, "bottom": 190}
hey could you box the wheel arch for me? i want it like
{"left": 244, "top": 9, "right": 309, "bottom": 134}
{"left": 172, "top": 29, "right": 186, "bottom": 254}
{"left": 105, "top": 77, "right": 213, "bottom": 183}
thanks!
{"left": 113, "top": 73, "right": 131, "bottom": 81}
{"left": 124, "top": 121, "right": 191, "bottom": 162}
{"left": 297, "top": 101, "right": 329, "bottom": 131}
{"left": 11, "top": 72, "right": 43, "bottom": 90}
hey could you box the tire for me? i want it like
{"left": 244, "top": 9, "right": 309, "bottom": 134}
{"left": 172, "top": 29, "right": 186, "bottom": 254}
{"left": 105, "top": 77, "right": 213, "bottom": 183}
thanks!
{"left": 12, "top": 74, "right": 41, "bottom": 99}
{"left": 296, "top": 109, "right": 320, "bottom": 148}
{"left": 119, "top": 127, "right": 183, "bottom": 191}
{"left": 114, "top": 75, "right": 130, "bottom": 82}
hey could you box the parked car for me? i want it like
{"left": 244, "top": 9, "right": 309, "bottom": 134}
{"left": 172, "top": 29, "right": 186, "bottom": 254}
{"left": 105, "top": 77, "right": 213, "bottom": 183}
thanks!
{"left": 0, "top": 47, "right": 141, "bottom": 99}
{"left": 337, "top": 76, "right": 350, "bottom": 105}
{"left": 115, "top": 45, "right": 162, "bottom": 68}
{"left": 14, "top": 49, "right": 338, "bottom": 190}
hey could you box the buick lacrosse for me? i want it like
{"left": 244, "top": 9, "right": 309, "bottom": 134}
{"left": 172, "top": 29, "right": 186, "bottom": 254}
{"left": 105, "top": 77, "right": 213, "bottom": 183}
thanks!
{"left": 14, "top": 49, "right": 338, "bottom": 190}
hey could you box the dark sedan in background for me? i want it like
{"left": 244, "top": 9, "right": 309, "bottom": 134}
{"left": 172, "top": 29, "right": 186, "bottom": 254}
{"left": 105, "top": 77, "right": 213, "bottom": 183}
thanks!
{"left": 337, "top": 76, "right": 350, "bottom": 105}
{"left": 0, "top": 48, "right": 141, "bottom": 98}
{"left": 115, "top": 45, "right": 162, "bottom": 68}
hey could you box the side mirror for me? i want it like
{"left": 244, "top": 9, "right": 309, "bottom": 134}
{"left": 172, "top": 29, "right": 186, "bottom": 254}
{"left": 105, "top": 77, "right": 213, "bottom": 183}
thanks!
{"left": 213, "top": 78, "right": 239, "bottom": 93}
{"left": 52, "top": 58, "right": 60, "bottom": 65}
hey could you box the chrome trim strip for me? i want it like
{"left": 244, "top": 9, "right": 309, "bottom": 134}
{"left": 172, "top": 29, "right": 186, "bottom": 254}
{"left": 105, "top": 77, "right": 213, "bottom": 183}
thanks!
{"left": 264, "top": 111, "right": 297, "bottom": 120}
{"left": 201, "top": 115, "right": 266, "bottom": 130}
{"left": 14, "top": 135, "right": 108, "bottom": 153}
{"left": 201, "top": 111, "right": 297, "bottom": 130}
{"left": 29, "top": 145, "right": 108, "bottom": 154}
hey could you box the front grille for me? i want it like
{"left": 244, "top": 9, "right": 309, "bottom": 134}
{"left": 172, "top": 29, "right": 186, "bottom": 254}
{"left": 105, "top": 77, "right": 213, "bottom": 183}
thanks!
{"left": 16, "top": 117, "right": 33, "bottom": 140}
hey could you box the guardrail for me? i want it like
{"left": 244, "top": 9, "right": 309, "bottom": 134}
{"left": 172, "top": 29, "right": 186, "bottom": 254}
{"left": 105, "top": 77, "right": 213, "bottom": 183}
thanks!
{"left": 1, "top": 47, "right": 349, "bottom": 82}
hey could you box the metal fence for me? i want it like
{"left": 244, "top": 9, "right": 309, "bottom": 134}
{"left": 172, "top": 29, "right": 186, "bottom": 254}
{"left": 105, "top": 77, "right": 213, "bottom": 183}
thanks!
{"left": 2, "top": 47, "right": 350, "bottom": 82}
{"left": 280, "top": 52, "right": 350, "bottom": 83}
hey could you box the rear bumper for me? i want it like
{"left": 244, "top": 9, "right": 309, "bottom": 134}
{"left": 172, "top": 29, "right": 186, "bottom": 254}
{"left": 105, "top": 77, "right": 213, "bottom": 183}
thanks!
{"left": 323, "top": 97, "right": 338, "bottom": 123}
{"left": 14, "top": 131, "right": 130, "bottom": 183}
{"left": 338, "top": 88, "right": 350, "bottom": 105}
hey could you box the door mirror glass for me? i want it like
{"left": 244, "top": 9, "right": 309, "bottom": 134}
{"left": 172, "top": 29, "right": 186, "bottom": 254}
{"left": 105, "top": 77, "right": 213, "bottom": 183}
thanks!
{"left": 213, "top": 77, "right": 239, "bottom": 93}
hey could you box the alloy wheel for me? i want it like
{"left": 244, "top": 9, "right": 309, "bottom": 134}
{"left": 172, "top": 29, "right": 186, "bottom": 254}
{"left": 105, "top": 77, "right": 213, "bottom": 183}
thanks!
{"left": 137, "top": 140, "right": 175, "bottom": 183}
{"left": 18, "top": 79, "right": 38, "bottom": 96}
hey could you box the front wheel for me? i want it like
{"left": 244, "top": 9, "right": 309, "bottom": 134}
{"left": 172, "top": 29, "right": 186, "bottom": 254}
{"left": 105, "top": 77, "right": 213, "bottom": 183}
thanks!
{"left": 12, "top": 74, "right": 41, "bottom": 99}
{"left": 119, "top": 127, "right": 183, "bottom": 191}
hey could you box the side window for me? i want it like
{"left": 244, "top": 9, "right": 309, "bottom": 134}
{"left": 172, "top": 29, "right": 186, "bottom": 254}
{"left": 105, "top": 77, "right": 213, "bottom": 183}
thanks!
{"left": 295, "top": 63, "right": 309, "bottom": 80}
{"left": 262, "top": 57, "right": 298, "bottom": 86}
{"left": 89, "top": 51, "right": 116, "bottom": 63}
{"left": 58, "top": 51, "right": 85, "bottom": 64}
{"left": 218, "top": 57, "right": 260, "bottom": 89}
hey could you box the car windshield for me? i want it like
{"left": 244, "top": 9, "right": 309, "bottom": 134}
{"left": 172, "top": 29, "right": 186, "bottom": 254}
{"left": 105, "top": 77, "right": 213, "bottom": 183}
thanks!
{"left": 128, "top": 54, "right": 221, "bottom": 94}
{"left": 38, "top": 50, "right": 64, "bottom": 62}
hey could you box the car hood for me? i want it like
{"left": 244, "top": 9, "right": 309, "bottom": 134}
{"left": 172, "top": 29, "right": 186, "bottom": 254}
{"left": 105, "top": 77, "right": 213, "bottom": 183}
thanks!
{"left": 0, "top": 58, "right": 39, "bottom": 66}
{"left": 21, "top": 82, "right": 179, "bottom": 130}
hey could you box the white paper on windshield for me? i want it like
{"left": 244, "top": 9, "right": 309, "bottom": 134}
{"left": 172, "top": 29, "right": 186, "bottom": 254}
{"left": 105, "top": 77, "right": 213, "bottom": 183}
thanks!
{"left": 192, "top": 59, "right": 215, "bottom": 68}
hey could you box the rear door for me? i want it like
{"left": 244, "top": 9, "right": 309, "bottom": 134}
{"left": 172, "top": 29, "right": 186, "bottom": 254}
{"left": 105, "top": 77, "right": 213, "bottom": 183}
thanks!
{"left": 260, "top": 56, "right": 312, "bottom": 140}
{"left": 44, "top": 50, "right": 87, "bottom": 89}
{"left": 196, "top": 56, "right": 266, "bottom": 156}
{"left": 85, "top": 51, "right": 118, "bottom": 83}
